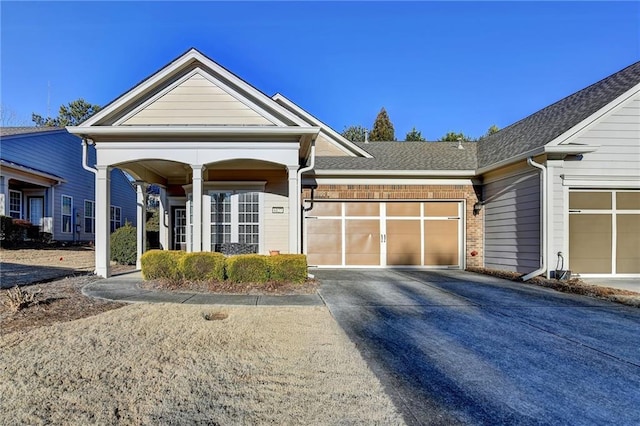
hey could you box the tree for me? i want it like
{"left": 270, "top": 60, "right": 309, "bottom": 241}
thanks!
{"left": 369, "top": 107, "right": 395, "bottom": 141}
{"left": 32, "top": 98, "right": 101, "bottom": 127}
{"left": 438, "top": 131, "right": 473, "bottom": 142}
{"left": 485, "top": 124, "right": 500, "bottom": 136}
{"left": 341, "top": 124, "right": 368, "bottom": 142}
{"left": 0, "top": 104, "right": 30, "bottom": 126}
{"left": 405, "top": 127, "right": 426, "bottom": 141}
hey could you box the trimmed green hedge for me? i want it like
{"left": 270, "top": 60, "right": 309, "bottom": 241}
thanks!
{"left": 140, "top": 250, "right": 183, "bottom": 281}
{"left": 268, "top": 254, "right": 308, "bottom": 284}
{"left": 180, "top": 252, "right": 225, "bottom": 282}
{"left": 140, "top": 250, "right": 308, "bottom": 284}
{"left": 226, "top": 254, "right": 270, "bottom": 283}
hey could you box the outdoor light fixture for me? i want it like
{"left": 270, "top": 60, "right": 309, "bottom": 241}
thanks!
{"left": 473, "top": 202, "right": 483, "bottom": 216}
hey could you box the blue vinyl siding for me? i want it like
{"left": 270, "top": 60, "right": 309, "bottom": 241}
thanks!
{"left": 0, "top": 129, "right": 136, "bottom": 241}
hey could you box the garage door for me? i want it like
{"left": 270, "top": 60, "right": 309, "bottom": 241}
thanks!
{"left": 569, "top": 190, "right": 640, "bottom": 275}
{"left": 305, "top": 201, "right": 462, "bottom": 268}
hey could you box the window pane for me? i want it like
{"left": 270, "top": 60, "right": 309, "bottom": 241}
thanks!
{"left": 569, "top": 192, "right": 611, "bottom": 210}
{"left": 617, "top": 192, "right": 640, "bottom": 210}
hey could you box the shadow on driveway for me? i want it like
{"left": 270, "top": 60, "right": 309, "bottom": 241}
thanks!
{"left": 317, "top": 269, "right": 640, "bottom": 426}
{"left": 0, "top": 262, "right": 88, "bottom": 288}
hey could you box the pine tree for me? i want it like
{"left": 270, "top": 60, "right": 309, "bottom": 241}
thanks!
{"left": 369, "top": 107, "right": 395, "bottom": 141}
{"left": 405, "top": 127, "right": 426, "bottom": 141}
{"left": 341, "top": 125, "right": 368, "bottom": 142}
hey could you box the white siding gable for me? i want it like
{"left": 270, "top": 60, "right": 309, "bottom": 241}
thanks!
{"left": 122, "top": 72, "right": 276, "bottom": 126}
{"left": 561, "top": 89, "right": 640, "bottom": 179}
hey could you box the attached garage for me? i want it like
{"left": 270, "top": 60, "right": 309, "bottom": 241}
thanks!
{"left": 305, "top": 200, "right": 463, "bottom": 268}
{"left": 569, "top": 190, "right": 640, "bottom": 276}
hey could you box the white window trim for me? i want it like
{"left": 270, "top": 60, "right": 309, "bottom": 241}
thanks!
{"left": 61, "top": 195, "right": 73, "bottom": 234}
{"left": 110, "top": 205, "right": 122, "bottom": 233}
{"left": 203, "top": 188, "right": 264, "bottom": 254}
{"left": 9, "top": 189, "right": 22, "bottom": 219}
{"left": 84, "top": 200, "right": 95, "bottom": 234}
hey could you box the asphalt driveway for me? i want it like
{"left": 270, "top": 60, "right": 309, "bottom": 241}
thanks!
{"left": 315, "top": 269, "right": 640, "bottom": 426}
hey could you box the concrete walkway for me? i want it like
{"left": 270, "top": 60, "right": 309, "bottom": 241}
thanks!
{"left": 82, "top": 271, "right": 324, "bottom": 306}
{"left": 582, "top": 277, "right": 640, "bottom": 293}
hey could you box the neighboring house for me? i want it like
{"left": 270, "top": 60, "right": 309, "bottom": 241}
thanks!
{"left": 66, "top": 48, "right": 639, "bottom": 279}
{"left": 0, "top": 128, "right": 136, "bottom": 242}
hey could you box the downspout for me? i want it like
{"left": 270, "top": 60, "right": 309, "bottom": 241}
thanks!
{"left": 82, "top": 138, "right": 98, "bottom": 176}
{"left": 296, "top": 139, "right": 316, "bottom": 254}
{"left": 521, "top": 157, "right": 547, "bottom": 281}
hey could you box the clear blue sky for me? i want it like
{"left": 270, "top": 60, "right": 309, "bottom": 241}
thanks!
{"left": 1, "top": 1, "right": 638, "bottom": 140}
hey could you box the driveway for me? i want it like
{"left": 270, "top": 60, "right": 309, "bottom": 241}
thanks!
{"left": 315, "top": 269, "right": 640, "bottom": 426}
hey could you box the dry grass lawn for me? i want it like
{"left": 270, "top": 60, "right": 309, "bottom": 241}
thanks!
{"left": 0, "top": 304, "right": 405, "bottom": 425}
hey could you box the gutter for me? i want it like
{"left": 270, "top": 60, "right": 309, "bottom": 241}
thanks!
{"left": 81, "top": 138, "right": 98, "bottom": 176}
{"left": 521, "top": 157, "right": 547, "bottom": 281}
{"left": 297, "top": 139, "right": 316, "bottom": 253}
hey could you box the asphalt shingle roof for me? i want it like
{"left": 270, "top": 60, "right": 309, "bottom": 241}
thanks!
{"left": 0, "top": 127, "right": 64, "bottom": 137}
{"left": 477, "top": 61, "right": 640, "bottom": 169}
{"left": 315, "top": 141, "right": 477, "bottom": 172}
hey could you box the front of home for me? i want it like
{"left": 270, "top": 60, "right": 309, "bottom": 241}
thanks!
{"left": 0, "top": 128, "right": 136, "bottom": 242}
{"left": 67, "top": 48, "right": 639, "bottom": 279}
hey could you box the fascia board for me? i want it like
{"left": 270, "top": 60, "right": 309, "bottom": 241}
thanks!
{"left": 313, "top": 169, "right": 476, "bottom": 177}
{"left": 476, "top": 144, "right": 600, "bottom": 175}
{"left": 545, "top": 83, "right": 640, "bottom": 148}
{"left": 0, "top": 160, "right": 67, "bottom": 183}
{"left": 81, "top": 49, "right": 309, "bottom": 128}
{"left": 191, "top": 52, "right": 309, "bottom": 127}
{"left": 66, "top": 125, "right": 320, "bottom": 137}
{"left": 80, "top": 51, "right": 196, "bottom": 127}
{"left": 272, "top": 93, "right": 373, "bottom": 158}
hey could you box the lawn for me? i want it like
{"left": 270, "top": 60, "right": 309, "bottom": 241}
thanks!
{"left": 0, "top": 303, "right": 404, "bottom": 425}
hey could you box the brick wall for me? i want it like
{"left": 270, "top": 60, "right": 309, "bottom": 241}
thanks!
{"left": 303, "top": 184, "right": 483, "bottom": 267}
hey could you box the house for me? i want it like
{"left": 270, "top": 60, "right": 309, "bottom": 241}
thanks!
{"left": 66, "top": 48, "right": 639, "bottom": 279}
{"left": 0, "top": 127, "right": 136, "bottom": 242}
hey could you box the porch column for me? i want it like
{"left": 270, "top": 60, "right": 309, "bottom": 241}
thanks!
{"left": 191, "top": 164, "right": 204, "bottom": 252}
{"left": 287, "top": 165, "right": 299, "bottom": 254}
{"left": 135, "top": 182, "right": 147, "bottom": 269}
{"left": 158, "top": 186, "right": 169, "bottom": 250}
{"left": 95, "top": 165, "right": 111, "bottom": 278}
{"left": 0, "top": 176, "right": 8, "bottom": 216}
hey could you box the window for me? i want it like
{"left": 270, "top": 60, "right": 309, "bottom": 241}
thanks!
{"left": 62, "top": 195, "right": 73, "bottom": 233}
{"left": 84, "top": 200, "right": 95, "bottom": 234}
{"left": 110, "top": 206, "right": 121, "bottom": 233}
{"left": 9, "top": 190, "right": 22, "bottom": 219}
{"left": 210, "top": 191, "right": 261, "bottom": 252}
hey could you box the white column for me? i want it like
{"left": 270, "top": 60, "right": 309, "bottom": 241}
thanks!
{"left": 0, "top": 176, "right": 8, "bottom": 216}
{"left": 158, "top": 186, "right": 169, "bottom": 250}
{"left": 95, "top": 165, "right": 111, "bottom": 278}
{"left": 135, "top": 182, "right": 147, "bottom": 269}
{"left": 191, "top": 164, "right": 204, "bottom": 252}
{"left": 287, "top": 165, "right": 299, "bottom": 254}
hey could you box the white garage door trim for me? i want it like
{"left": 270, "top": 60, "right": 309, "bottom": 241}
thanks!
{"left": 568, "top": 189, "right": 640, "bottom": 277}
{"left": 304, "top": 200, "right": 465, "bottom": 269}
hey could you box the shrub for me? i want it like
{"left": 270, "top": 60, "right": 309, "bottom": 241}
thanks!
{"left": 180, "top": 252, "right": 226, "bottom": 282}
{"left": 110, "top": 222, "right": 137, "bottom": 265}
{"left": 0, "top": 216, "right": 15, "bottom": 246}
{"left": 141, "top": 250, "right": 184, "bottom": 281}
{"left": 268, "top": 254, "right": 308, "bottom": 283}
{"left": 2, "top": 286, "right": 41, "bottom": 311}
{"left": 225, "top": 254, "right": 269, "bottom": 284}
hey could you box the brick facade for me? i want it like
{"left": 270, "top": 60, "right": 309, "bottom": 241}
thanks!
{"left": 303, "top": 184, "right": 483, "bottom": 268}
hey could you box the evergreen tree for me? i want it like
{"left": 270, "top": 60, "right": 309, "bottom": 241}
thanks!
{"left": 369, "top": 107, "right": 395, "bottom": 141}
{"left": 405, "top": 127, "right": 426, "bottom": 141}
{"left": 438, "top": 131, "right": 473, "bottom": 142}
{"left": 341, "top": 125, "right": 368, "bottom": 142}
{"left": 32, "top": 98, "right": 101, "bottom": 127}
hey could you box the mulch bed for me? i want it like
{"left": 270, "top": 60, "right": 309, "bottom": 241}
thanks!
{"left": 140, "top": 278, "right": 319, "bottom": 295}
{"left": 466, "top": 266, "right": 640, "bottom": 308}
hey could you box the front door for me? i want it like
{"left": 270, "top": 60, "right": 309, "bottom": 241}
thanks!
{"left": 172, "top": 207, "right": 187, "bottom": 251}
{"left": 28, "top": 197, "right": 44, "bottom": 227}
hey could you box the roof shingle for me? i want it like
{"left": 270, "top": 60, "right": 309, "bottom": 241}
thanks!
{"left": 477, "top": 61, "right": 640, "bottom": 169}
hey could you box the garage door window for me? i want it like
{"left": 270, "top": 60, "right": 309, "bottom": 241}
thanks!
{"left": 306, "top": 201, "right": 462, "bottom": 268}
{"left": 569, "top": 190, "right": 640, "bottom": 275}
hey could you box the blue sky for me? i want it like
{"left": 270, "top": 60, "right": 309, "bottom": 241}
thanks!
{"left": 1, "top": 1, "right": 638, "bottom": 140}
